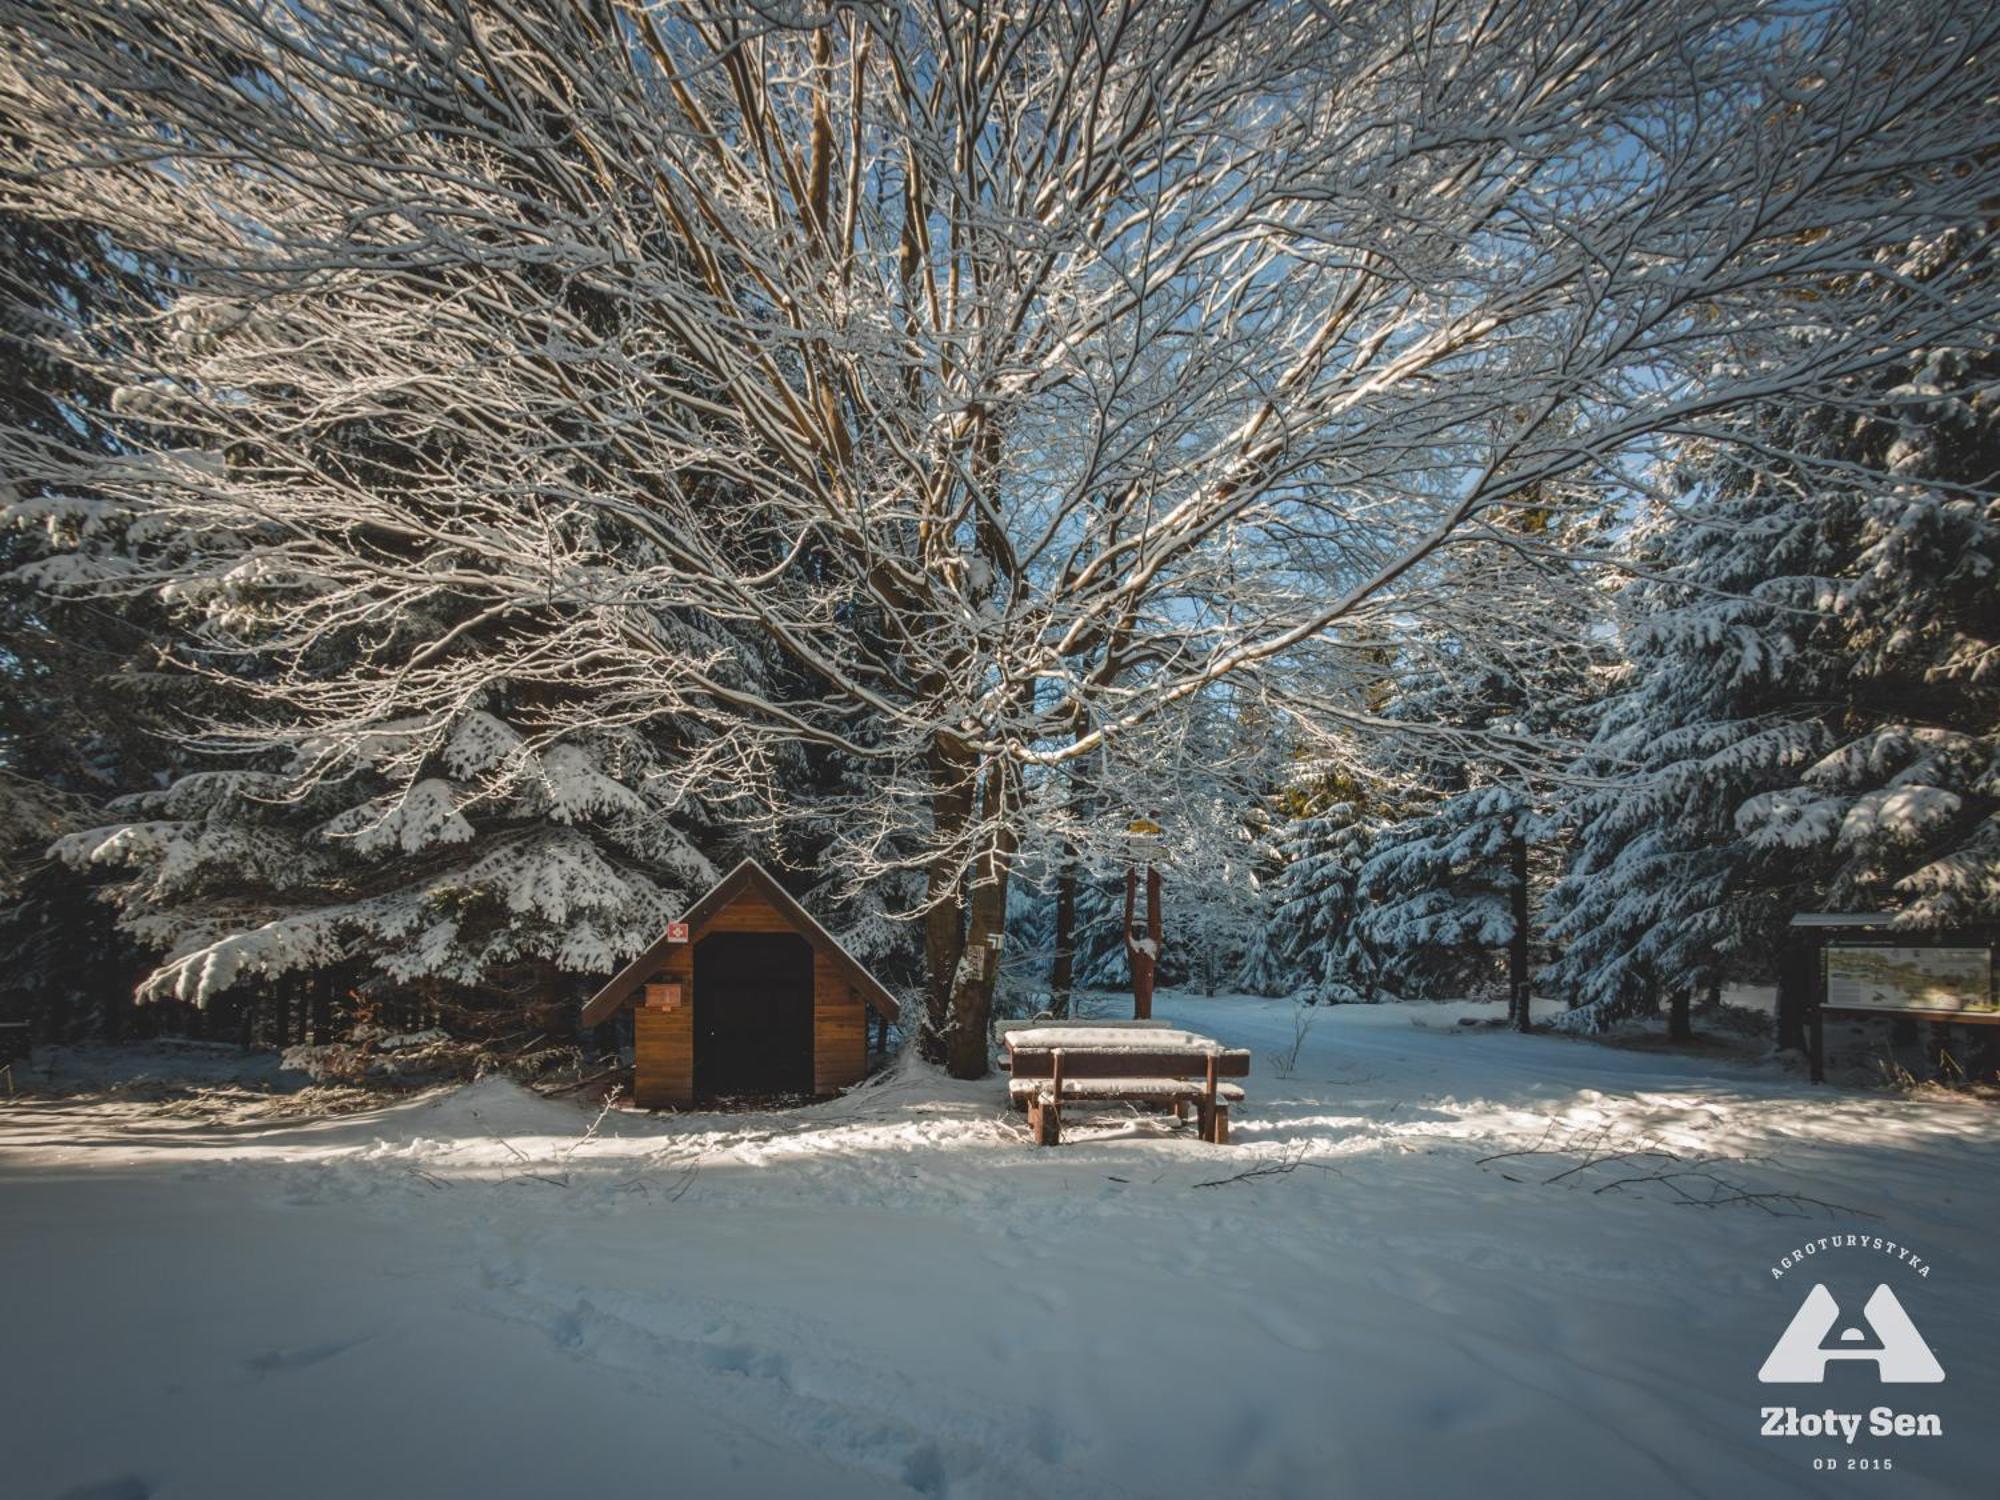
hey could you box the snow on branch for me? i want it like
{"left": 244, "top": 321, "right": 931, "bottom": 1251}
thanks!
{"left": 1, "top": 0, "right": 1995, "bottom": 911}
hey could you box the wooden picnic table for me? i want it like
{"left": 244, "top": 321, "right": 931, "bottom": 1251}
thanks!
{"left": 1002, "top": 1023, "right": 1249, "bottom": 1146}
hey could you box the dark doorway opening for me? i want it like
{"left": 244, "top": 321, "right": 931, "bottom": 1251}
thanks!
{"left": 693, "top": 931, "right": 814, "bottom": 1099}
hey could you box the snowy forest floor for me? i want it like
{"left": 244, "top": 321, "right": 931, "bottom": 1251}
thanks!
{"left": 4, "top": 994, "right": 1995, "bottom": 1500}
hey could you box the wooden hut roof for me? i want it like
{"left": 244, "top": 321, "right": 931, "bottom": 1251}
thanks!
{"left": 580, "top": 859, "right": 902, "bottom": 1027}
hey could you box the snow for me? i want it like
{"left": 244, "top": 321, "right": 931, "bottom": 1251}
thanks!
{"left": 1006, "top": 1077, "right": 1247, "bottom": 1101}
{"left": 5, "top": 993, "right": 1997, "bottom": 1498}
{"left": 1003, "top": 1025, "right": 1233, "bottom": 1052}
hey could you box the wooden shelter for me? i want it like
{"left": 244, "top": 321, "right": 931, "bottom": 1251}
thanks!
{"left": 580, "top": 859, "right": 901, "bottom": 1108}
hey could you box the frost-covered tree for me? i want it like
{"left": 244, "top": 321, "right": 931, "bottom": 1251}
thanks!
{"left": 53, "top": 710, "right": 721, "bottom": 1006}
{"left": 1273, "top": 498, "right": 1608, "bottom": 1010}
{"left": 7, "top": 220, "right": 765, "bottom": 1015}
{"left": 1008, "top": 745, "right": 1289, "bottom": 1004}
{"left": 1271, "top": 767, "right": 1378, "bottom": 1003}
{"left": 5, "top": 0, "right": 1997, "bottom": 1076}
{"left": 1348, "top": 594, "right": 1606, "bottom": 1011}
{"left": 1224, "top": 850, "right": 1298, "bottom": 1000}
{"left": 0, "top": 206, "right": 186, "bottom": 1038}
{"left": 1546, "top": 229, "right": 2000, "bottom": 1030}
{"left": 1152, "top": 798, "right": 1284, "bottom": 997}
{"left": 1733, "top": 331, "right": 2000, "bottom": 926}
{"left": 1355, "top": 785, "right": 1532, "bottom": 1004}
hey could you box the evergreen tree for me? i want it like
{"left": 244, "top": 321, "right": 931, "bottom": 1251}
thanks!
{"left": 1546, "top": 228, "right": 2000, "bottom": 1028}
{"left": 1734, "top": 340, "right": 2000, "bottom": 926}
{"left": 1272, "top": 778, "right": 1378, "bottom": 1003}
{"left": 0, "top": 208, "right": 183, "bottom": 1038}
{"left": 1337, "top": 505, "right": 1608, "bottom": 1007}
{"left": 15, "top": 245, "right": 786, "bottom": 1026}
{"left": 54, "top": 709, "right": 720, "bottom": 1007}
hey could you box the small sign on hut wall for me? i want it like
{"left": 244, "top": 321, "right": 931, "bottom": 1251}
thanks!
{"left": 666, "top": 921, "right": 689, "bottom": 944}
{"left": 645, "top": 981, "right": 683, "bottom": 1011}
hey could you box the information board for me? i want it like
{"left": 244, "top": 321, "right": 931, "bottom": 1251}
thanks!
{"left": 1825, "top": 946, "right": 1994, "bottom": 1014}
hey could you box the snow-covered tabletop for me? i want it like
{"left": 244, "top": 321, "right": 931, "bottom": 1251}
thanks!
{"left": 1004, "top": 1026, "right": 1232, "bottom": 1054}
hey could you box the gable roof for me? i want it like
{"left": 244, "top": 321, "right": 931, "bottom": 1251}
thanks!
{"left": 580, "top": 858, "right": 901, "bottom": 1027}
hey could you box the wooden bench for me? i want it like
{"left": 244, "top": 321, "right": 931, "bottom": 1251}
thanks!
{"left": 1003, "top": 1026, "right": 1250, "bottom": 1146}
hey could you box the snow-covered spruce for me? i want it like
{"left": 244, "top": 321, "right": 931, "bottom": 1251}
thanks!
{"left": 1545, "top": 249, "right": 2000, "bottom": 1031}
{"left": 54, "top": 712, "right": 716, "bottom": 1004}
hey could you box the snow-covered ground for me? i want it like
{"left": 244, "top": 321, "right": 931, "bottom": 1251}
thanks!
{"left": 4, "top": 994, "right": 1995, "bottom": 1499}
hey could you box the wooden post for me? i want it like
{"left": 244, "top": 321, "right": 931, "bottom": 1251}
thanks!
{"left": 1776, "top": 937, "right": 1803, "bottom": 1052}
{"left": 1047, "top": 1048, "right": 1064, "bottom": 1145}
{"left": 1200, "top": 1050, "right": 1219, "bottom": 1142}
{"left": 1032, "top": 1088, "right": 1062, "bottom": 1146}
{"left": 1810, "top": 1003, "right": 1826, "bottom": 1084}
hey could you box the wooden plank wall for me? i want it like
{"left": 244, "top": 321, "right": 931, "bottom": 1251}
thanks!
{"left": 632, "top": 938, "right": 693, "bottom": 1107}
{"left": 699, "top": 890, "right": 789, "bottom": 933}
{"left": 814, "top": 953, "right": 866, "bottom": 1094}
{"left": 630, "top": 886, "right": 870, "bottom": 1106}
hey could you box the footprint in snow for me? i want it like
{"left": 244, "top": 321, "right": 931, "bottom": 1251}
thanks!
{"left": 701, "top": 1341, "right": 792, "bottom": 1384}
{"left": 245, "top": 1337, "right": 363, "bottom": 1375}
{"left": 548, "top": 1302, "right": 593, "bottom": 1350}
{"left": 900, "top": 1440, "right": 949, "bottom": 1497}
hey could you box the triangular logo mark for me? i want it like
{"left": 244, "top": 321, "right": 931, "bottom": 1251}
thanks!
{"left": 1759, "top": 1284, "right": 1944, "bottom": 1383}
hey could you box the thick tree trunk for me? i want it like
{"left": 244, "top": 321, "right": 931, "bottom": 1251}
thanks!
{"left": 920, "top": 740, "right": 976, "bottom": 1063}
{"left": 1508, "top": 831, "right": 1531, "bottom": 1032}
{"left": 312, "top": 972, "right": 332, "bottom": 1046}
{"left": 1050, "top": 845, "right": 1076, "bottom": 1019}
{"left": 1668, "top": 986, "right": 1693, "bottom": 1041}
{"left": 942, "top": 761, "right": 1019, "bottom": 1080}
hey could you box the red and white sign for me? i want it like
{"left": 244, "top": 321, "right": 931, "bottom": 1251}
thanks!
{"left": 665, "top": 921, "right": 690, "bottom": 944}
